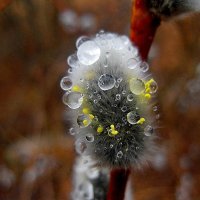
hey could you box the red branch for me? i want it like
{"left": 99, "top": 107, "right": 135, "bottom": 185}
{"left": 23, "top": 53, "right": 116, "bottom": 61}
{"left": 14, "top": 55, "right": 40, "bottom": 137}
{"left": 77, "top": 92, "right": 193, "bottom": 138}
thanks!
{"left": 107, "top": 1, "right": 161, "bottom": 200}
{"left": 130, "top": 0, "right": 161, "bottom": 60}
{"left": 107, "top": 168, "right": 130, "bottom": 200}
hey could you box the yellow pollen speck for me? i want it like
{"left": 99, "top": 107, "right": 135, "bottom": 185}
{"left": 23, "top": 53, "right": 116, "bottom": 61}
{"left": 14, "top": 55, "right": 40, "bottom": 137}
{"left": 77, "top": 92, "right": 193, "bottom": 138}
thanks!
{"left": 145, "top": 93, "right": 151, "bottom": 99}
{"left": 89, "top": 114, "right": 94, "bottom": 120}
{"left": 82, "top": 108, "right": 90, "bottom": 114}
{"left": 83, "top": 120, "right": 88, "bottom": 126}
{"left": 72, "top": 85, "right": 82, "bottom": 92}
{"left": 97, "top": 125, "right": 103, "bottom": 133}
{"left": 109, "top": 124, "right": 119, "bottom": 136}
{"left": 137, "top": 118, "right": 145, "bottom": 125}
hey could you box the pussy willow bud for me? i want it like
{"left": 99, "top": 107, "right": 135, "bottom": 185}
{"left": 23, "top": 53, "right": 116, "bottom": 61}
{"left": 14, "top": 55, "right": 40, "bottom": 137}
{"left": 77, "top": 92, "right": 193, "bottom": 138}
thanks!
{"left": 147, "top": 0, "right": 200, "bottom": 18}
{"left": 61, "top": 31, "right": 159, "bottom": 168}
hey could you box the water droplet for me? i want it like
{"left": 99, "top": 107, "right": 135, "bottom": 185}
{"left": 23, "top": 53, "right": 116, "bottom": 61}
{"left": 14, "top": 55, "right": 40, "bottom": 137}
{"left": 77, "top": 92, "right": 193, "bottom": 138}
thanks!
{"left": 127, "top": 111, "right": 140, "bottom": 124}
{"left": 144, "top": 125, "right": 153, "bottom": 136}
{"left": 115, "top": 82, "right": 120, "bottom": 88}
{"left": 121, "top": 106, "right": 127, "bottom": 112}
{"left": 67, "top": 53, "right": 79, "bottom": 68}
{"left": 122, "top": 90, "right": 126, "bottom": 95}
{"left": 120, "top": 35, "right": 130, "bottom": 45}
{"left": 117, "top": 77, "right": 123, "bottom": 83}
{"left": 85, "top": 134, "right": 94, "bottom": 142}
{"left": 93, "top": 99, "right": 98, "bottom": 104}
{"left": 68, "top": 68, "right": 73, "bottom": 74}
{"left": 127, "top": 58, "right": 140, "bottom": 69}
{"left": 110, "top": 144, "right": 114, "bottom": 148}
{"left": 62, "top": 92, "right": 83, "bottom": 109}
{"left": 98, "top": 74, "right": 116, "bottom": 90}
{"left": 75, "top": 139, "right": 87, "bottom": 154}
{"left": 149, "top": 80, "right": 158, "bottom": 94}
{"left": 77, "top": 114, "right": 91, "bottom": 128}
{"left": 106, "top": 51, "right": 110, "bottom": 57}
{"left": 115, "top": 94, "right": 121, "bottom": 101}
{"left": 77, "top": 41, "right": 100, "bottom": 65}
{"left": 86, "top": 168, "right": 99, "bottom": 179}
{"left": 60, "top": 76, "right": 73, "bottom": 90}
{"left": 76, "top": 36, "right": 90, "bottom": 48}
{"left": 140, "top": 61, "right": 149, "bottom": 72}
{"left": 127, "top": 94, "right": 134, "bottom": 101}
{"left": 69, "top": 127, "right": 75, "bottom": 135}
{"left": 153, "top": 106, "right": 158, "bottom": 112}
{"left": 97, "top": 94, "right": 101, "bottom": 99}
{"left": 130, "top": 78, "right": 145, "bottom": 95}
{"left": 117, "top": 151, "right": 123, "bottom": 158}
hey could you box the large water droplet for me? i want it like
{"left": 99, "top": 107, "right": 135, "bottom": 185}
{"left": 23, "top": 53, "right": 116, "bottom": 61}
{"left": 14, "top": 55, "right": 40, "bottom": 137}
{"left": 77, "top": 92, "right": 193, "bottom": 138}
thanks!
{"left": 98, "top": 74, "right": 116, "bottom": 90}
{"left": 127, "top": 57, "right": 140, "bottom": 69}
{"left": 85, "top": 133, "right": 94, "bottom": 142}
{"left": 77, "top": 41, "right": 100, "bottom": 65}
{"left": 144, "top": 125, "right": 153, "bottom": 136}
{"left": 76, "top": 36, "right": 90, "bottom": 48}
{"left": 117, "top": 151, "right": 123, "bottom": 158}
{"left": 127, "top": 111, "right": 140, "bottom": 124}
{"left": 63, "top": 92, "right": 83, "bottom": 109}
{"left": 60, "top": 76, "right": 73, "bottom": 90}
{"left": 77, "top": 114, "right": 91, "bottom": 128}
{"left": 130, "top": 78, "right": 145, "bottom": 95}
{"left": 121, "top": 106, "right": 127, "bottom": 112}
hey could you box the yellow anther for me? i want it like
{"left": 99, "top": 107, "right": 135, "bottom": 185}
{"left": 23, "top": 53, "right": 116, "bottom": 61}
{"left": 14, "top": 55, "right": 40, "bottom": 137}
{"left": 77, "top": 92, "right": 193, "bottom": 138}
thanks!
{"left": 145, "top": 93, "right": 151, "bottom": 100}
{"left": 89, "top": 114, "right": 94, "bottom": 120}
{"left": 83, "top": 120, "right": 88, "bottom": 126}
{"left": 137, "top": 117, "right": 145, "bottom": 125}
{"left": 97, "top": 125, "right": 103, "bottom": 133}
{"left": 109, "top": 124, "right": 119, "bottom": 136}
{"left": 82, "top": 108, "right": 90, "bottom": 114}
{"left": 145, "top": 79, "right": 154, "bottom": 91}
{"left": 72, "top": 85, "right": 82, "bottom": 92}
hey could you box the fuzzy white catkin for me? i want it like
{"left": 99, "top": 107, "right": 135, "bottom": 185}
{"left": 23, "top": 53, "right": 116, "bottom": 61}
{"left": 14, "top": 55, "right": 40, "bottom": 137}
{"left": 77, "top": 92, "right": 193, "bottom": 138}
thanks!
{"left": 147, "top": 0, "right": 200, "bottom": 18}
{"left": 61, "top": 31, "right": 159, "bottom": 168}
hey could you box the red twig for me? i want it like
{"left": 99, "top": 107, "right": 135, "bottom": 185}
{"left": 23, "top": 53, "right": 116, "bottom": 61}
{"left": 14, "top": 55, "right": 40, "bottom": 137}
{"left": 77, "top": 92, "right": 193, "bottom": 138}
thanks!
{"left": 130, "top": 0, "right": 161, "bottom": 60}
{"left": 107, "top": 168, "right": 130, "bottom": 200}
{"left": 107, "top": 1, "right": 161, "bottom": 200}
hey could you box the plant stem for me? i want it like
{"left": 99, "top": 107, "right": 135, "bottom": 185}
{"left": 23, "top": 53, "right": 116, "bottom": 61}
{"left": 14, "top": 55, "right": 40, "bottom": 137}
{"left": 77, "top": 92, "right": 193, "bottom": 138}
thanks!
{"left": 107, "top": 168, "right": 130, "bottom": 200}
{"left": 107, "top": 1, "right": 161, "bottom": 200}
{"left": 130, "top": 0, "right": 161, "bottom": 60}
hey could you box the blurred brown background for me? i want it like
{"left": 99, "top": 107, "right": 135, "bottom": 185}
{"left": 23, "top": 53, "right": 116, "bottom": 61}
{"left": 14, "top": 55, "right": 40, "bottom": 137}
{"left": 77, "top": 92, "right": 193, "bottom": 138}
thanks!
{"left": 0, "top": 0, "right": 200, "bottom": 199}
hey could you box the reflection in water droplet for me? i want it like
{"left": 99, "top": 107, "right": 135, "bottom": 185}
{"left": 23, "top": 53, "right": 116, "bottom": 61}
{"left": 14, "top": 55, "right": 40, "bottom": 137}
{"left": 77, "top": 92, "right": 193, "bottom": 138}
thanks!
{"left": 130, "top": 78, "right": 145, "bottom": 95}
{"left": 77, "top": 41, "right": 100, "bottom": 65}
{"left": 127, "top": 111, "right": 140, "bottom": 124}
{"left": 127, "top": 57, "right": 140, "bottom": 69}
{"left": 117, "top": 151, "right": 123, "bottom": 158}
{"left": 76, "top": 36, "right": 90, "bottom": 48}
{"left": 62, "top": 92, "right": 83, "bottom": 109}
{"left": 144, "top": 125, "right": 153, "bottom": 136}
{"left": 98, "top": 74, "right": 116, "bottom": 91}
{"left": 85, "top": 134, "right": 94, "bottom": 142}
{"left": 60, "top": 76, "right": 73, "bottom": 90}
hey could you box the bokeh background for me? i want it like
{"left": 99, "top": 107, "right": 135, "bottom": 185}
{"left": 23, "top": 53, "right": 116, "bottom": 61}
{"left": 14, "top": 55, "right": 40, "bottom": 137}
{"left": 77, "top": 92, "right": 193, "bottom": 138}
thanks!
{"left": 0, "top": 0, "right": 200, "bottom": 199}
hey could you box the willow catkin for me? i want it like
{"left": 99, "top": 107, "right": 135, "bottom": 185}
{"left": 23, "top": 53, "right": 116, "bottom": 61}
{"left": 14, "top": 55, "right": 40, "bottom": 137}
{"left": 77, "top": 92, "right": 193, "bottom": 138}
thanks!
{"left": 61, "top": 32, "right": 159, "bottom": 168}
